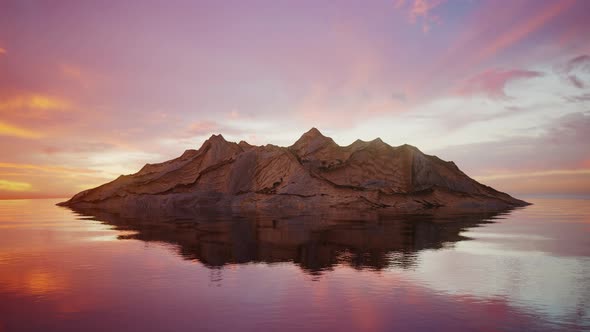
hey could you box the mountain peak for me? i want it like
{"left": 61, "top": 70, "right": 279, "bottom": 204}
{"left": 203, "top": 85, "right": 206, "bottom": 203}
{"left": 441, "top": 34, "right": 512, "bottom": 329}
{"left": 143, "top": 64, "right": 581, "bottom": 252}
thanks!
{"left": 60, "top": 128, "right": 529, "bottom": 212}
{"left": 303, "top": 127, "right": 325, "bottom": 138}
{"left": 238, "top": 140, "right": 253, "bottom": 148}
{"left": 203, "top": 134, "right": 229, "bottom": 146}
{"left": 208, "top": 133, "right": 226, "bottom": 141}
{"left": 198, "top": 133, "right": 235, "bottom": 152}
{"left": 295, "top": 127, "right": 332, "bottom": 143}
{"left": 290, "top": 127, "right": 336, "bottom": 155}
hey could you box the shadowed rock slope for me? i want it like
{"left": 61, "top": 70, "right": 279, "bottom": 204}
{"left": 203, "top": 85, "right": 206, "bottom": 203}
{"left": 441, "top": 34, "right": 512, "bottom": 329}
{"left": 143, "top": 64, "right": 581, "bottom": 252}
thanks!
{"left": 59, "top": 128, "right": 529, "bottom": 213}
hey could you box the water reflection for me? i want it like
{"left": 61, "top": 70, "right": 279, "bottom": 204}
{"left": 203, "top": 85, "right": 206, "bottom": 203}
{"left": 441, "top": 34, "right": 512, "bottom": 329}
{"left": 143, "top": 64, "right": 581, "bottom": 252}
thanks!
{"left": 66, "top": 206, "right": 512, "bottom": 275}
{"left": 1, "top": 199, "right": 589, "bottom": 331}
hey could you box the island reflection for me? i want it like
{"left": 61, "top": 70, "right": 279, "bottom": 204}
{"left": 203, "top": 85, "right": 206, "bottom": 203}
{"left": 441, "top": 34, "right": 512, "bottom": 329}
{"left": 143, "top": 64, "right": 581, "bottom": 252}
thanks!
{"left": 68, "top": 207, "right": 513, "bottom": 275}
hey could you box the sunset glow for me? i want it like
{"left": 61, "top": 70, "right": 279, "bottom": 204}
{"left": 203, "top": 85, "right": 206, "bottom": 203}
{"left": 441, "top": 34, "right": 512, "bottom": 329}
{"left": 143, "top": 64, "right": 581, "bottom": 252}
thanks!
{"left": 0, "top": 0, "right": 589, "bottom": 199}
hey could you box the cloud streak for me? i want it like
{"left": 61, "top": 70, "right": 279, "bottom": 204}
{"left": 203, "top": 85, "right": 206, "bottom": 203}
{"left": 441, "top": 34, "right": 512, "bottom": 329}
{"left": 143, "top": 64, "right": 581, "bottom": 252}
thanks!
{"left": 0, "top": 94, "right": 69, "bottom": 111}
{"left": 0, "top": 179, "right": 32, "bottom": 192}
{"left": 456, "top": 69, "right": 543, "bottom": 99}
{"left": 0, "top": 122, "right": 42, "bottom": 139}
{"left": 0, "top": 162, "right": 99, "bottom": 175}
{"left": 469, "top": 0, "right": 576, "bottom": 68}
{"left": 433, "top": 111, "right": 590, "bottom": 181}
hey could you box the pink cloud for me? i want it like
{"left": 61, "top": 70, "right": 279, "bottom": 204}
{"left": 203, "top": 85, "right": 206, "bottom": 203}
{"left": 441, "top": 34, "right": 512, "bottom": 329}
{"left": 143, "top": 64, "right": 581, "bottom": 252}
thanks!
{"left": 432, "top": 112, "right": 590, "bottom": 195}
{"left": 407, "top": 0, "right": 579, "bottom": 100}
{"left": 435, "top": 112, "right": 590, "bottom": 173}
{"left": 395, "top": 0, "right": 445, "bottom": 33}
{"left": 469, "top": 0, "right": 575, "bottom": 68}
{"left": 456, "top": 69, "right": 543, "bottom": 99}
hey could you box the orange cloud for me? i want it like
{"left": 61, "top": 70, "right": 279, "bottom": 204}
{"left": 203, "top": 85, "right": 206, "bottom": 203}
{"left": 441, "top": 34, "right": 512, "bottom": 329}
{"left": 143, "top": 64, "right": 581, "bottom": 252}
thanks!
{"left": 0, "top": 163, "right": 109, "bottom": 199}
{"left": 0, "top": 162, "right": 97, "bottom": 174}
{"left": 477, "top": 170, "right": 590, "bottom": 195}
{"left": 0, "top": 94, "right": 72, "bottom": 134}
{"left": 0, "top": 179, "right": 33, "bottom": 192}
{"left": 0, "top": 121, "right": 42, "bottom": 139}
{"left": 0, "top": 94, "right": 69, "bottom": 111}
{"left": 0, "top": 47, "right": 6, "bottom": 55}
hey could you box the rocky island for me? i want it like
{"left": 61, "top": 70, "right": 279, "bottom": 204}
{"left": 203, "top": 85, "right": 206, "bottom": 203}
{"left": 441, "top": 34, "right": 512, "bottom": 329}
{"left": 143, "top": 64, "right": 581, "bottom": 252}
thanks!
{"left": 58, "top": 128, "right": 529, "bottom": 213}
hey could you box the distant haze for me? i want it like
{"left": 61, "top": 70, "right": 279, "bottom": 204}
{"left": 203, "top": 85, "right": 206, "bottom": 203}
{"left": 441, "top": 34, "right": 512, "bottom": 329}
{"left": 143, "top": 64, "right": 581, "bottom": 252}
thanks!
{"left": 0, "top": 0, "right": 589, "bottom": 199}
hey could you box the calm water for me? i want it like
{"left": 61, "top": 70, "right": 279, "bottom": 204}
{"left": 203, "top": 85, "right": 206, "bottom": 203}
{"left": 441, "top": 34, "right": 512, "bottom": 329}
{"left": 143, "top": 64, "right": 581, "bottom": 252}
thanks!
{"left": 0, "top": 199, "right": 588, "bottom": 331}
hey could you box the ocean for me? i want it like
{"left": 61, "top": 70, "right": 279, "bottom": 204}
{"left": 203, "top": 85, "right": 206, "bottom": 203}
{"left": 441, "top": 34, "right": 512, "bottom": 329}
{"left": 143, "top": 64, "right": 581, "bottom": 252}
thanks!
{"left": 0, "top": 198, "right": 588, "bottom": 331}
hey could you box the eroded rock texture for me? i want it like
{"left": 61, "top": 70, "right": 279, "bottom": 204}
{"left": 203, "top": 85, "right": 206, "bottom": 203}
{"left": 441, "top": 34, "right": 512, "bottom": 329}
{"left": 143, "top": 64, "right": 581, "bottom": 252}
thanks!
{"left": 59, "top": 128, "right": 529, "bottom": 213}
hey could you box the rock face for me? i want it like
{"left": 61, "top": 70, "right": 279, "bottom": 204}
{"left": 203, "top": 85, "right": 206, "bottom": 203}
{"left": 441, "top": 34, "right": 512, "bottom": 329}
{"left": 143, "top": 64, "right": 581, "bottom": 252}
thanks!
{"left": 58, "top": 128, "right": 529, "bottom": 213}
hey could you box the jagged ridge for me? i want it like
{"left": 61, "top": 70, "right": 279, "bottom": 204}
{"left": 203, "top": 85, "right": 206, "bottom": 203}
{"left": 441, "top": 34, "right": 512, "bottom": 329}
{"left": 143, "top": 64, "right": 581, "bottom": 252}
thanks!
{"left": 59, "top": 128, "right": 529, "bottom": 213}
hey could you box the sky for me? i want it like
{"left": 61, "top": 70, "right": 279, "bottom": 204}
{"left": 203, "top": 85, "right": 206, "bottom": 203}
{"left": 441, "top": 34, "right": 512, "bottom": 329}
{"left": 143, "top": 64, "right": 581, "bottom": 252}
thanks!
{"left": 0, "top": 0, "right": 589, "bottom": 199}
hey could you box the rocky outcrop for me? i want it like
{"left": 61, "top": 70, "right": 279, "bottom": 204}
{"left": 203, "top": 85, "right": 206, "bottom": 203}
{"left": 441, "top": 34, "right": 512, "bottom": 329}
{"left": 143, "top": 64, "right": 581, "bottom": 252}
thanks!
{"left": 58, "top": 128, "right": 529, "bottom": 213}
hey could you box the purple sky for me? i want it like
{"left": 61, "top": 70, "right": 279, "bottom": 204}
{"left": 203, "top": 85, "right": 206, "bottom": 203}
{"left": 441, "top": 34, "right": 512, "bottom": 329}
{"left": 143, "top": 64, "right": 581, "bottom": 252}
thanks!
{"left": 0, "top": 0, "right": 589, "bottom": 198}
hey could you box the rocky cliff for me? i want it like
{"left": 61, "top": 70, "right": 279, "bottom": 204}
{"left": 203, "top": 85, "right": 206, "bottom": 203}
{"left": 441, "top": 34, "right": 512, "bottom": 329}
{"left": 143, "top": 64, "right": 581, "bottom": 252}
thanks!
{"left": 58, "top": 128, "right": 529, "bottom": 213}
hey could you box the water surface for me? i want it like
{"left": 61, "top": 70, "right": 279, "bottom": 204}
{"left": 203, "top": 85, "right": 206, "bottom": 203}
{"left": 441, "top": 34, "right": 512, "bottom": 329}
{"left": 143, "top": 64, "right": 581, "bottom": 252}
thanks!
{"left": 0, "top": 198, "right": 588, "bottom": 331}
